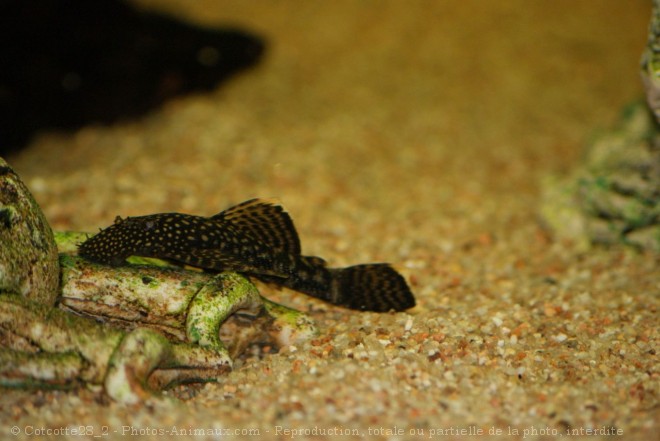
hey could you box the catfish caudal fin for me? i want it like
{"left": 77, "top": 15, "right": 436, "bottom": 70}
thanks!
{"left": 255, "top": 257, "right": 415, "bottom": 312}
{"left": 211, "top": 198, "right": 302, "bottom": 255}
{"left": 329, "top": 264, "right": 415, "bottom": 312}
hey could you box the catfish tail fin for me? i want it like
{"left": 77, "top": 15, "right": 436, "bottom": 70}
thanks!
{"left": 255, "top": 255, "right": 416, "bottom": 312}
{"left": 328, "top": 264, "right": 415, "bottom": 312}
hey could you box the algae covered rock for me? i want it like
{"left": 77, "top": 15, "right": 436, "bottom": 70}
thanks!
{"left": 0, "top": 157, "right": 59, "bottom": 304}
{"left": 541, "top": 103, "right": 659, "bottom": 251}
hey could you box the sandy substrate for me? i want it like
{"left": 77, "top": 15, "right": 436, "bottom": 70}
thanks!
{"left": 2, "top": 1, "right": 657, "bottom": 440}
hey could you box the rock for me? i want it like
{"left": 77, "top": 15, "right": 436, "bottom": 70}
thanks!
{"left": 0, "top": 157, "right": 59, "bottom": 304}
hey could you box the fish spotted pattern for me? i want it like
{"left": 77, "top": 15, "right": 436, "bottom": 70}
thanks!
{"left": 79, "top": 199, "right": 415, "bottom": 312}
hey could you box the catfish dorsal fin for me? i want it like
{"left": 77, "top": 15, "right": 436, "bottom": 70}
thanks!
{"left": 211, "top": 198, "right": 280, "bottom": 219}
{"left": 211, "top": 198, "right": 302, "bottom": 255}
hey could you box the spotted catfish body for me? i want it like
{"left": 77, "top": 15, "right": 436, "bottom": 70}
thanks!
{"left": 79, "top": 199, "right": 416, "bottom": 312}
{"left": 78, "top": 199, "right": 298, "bottom": 277}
